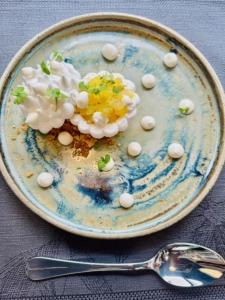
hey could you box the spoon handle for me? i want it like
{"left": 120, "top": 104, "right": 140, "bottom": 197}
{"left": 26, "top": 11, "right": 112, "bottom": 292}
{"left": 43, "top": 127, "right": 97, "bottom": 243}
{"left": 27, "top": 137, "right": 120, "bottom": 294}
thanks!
{"left": 26, "top": 257, "right": 148, "bottom": 281}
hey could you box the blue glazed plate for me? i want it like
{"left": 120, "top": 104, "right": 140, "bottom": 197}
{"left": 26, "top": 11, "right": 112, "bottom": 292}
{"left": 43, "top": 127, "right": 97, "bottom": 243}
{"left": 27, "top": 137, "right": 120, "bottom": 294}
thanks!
{"left": 0, "top": 13, "right": 225, "bottom": 239}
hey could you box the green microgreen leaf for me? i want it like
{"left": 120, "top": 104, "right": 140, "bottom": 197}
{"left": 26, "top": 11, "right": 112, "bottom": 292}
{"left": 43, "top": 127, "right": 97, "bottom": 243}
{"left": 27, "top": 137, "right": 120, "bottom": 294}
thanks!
{"left": 98, "top": 160, "right": 106, "bottom": 172}
{"left": 100, "top": 75, "right": 115, "bottom": 85}
{"left": 104, "top": 154, "right": 110, "bottom": 164}
{"left": 107, "top": 74, "right": 115, "bottom": 84}
{"left": 46, "top": 88, "right": 67, "bottom": 101}
{"left": 41, "top": 61, "right": 51, "bottom": 75}
{"left": 46, "top": 88, "right": 68, "bottom": 111}
{"left": 99, "top": 83, "right": 107, "bottom": 92}
{"left": 108, "top": 79, "right": 115, "bottom": 84}
{"left": 79, "top": 81, "right": 89, "bottom": 92}
{"left": 11, "top": 86, "right": 28, "bottom": 104}
{"left": 112, "top": 86, "right": 124, "bottom": 94}
{"left": 52, "top": 50, "right": 64, "bottom": 62}
{"left": 97, "top": 154, "right": 111, "bottom": 171}
{"left": 90, "top": 87, "right": 100, "bottom": 95}
{"left": 179, "top": 107, "right": 189, "bottom": 114}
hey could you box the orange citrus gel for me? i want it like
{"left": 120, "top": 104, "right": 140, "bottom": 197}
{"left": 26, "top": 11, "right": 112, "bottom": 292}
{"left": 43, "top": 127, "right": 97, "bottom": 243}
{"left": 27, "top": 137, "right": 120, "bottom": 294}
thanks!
{"left": 77, "top": 75, "right": 135, "bottom": 123}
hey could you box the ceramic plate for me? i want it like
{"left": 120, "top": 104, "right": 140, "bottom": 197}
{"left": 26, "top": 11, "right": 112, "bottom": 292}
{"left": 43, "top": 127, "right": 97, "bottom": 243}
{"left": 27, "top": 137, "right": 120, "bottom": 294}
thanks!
{"left": 0, "top": 13, "right": 225, "bottom": 239}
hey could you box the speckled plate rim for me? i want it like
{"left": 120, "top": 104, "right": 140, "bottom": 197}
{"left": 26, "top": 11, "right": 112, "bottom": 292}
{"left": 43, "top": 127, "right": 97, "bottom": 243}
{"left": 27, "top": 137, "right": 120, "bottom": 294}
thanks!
{"left": 0, "top": 12, "right": 225, "bottom": 239}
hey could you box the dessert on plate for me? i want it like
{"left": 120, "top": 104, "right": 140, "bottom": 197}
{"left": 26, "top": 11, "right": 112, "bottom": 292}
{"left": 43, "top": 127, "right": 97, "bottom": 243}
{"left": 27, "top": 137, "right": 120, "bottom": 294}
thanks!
{"left": 11, "top": 44, "right": 193, "bottom": 208}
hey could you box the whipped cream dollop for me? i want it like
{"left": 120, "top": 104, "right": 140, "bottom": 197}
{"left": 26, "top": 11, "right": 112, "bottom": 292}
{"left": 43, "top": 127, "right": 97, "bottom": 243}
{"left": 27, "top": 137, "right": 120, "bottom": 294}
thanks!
{"left": 12, "top": 59, "right": 81, "bottom": 134}
{"left": 70, "top": 71, "right": 140, "bottom": 139}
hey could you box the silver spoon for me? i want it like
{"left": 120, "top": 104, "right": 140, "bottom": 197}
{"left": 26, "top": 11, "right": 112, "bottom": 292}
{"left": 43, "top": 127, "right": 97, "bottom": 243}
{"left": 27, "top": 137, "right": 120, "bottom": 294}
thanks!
{"left": 26, "top": 243, "right": 225, "bottom": 287}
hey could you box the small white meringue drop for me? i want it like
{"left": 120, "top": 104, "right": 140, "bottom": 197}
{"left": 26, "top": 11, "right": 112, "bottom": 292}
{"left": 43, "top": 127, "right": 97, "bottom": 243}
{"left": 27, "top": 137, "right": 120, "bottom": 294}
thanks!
{"left": 25, "top": 112, "right": 39, "bottom": 125}
{"left": 112, "top": 73, "right": 124, "bottom": 81}
{"left": 133, "top": 94, "right": 140, "bottom": 105}
{"left": 50, "top": 60, "right": 61, "bottom": 71}
{"left": 37, "top": 172, "right": 53, "bottom": 188}
{"left": 83, "top": 73, "right": 97, "bottom": 84}
{"left": 101, "top": 43, "right": 119, "bottom": 61}
{"left": 168, "top": 143, "right": 184, "bottom": 159}
{"left": 58, "top": 131, "right": 73, "bottom": 146}
{"left": 103, "top": 124, "right": 119, "bottom": 137}
{"left": 61, "top": 75, "right": 70, "bottom": 88}
{"left": 117, "top": 118, "right": 128, "bottom": 132}
{"left": 62, "top": 102, "right": 75, "bottom": 118}
{"left": 90, "top": 125, "right": 104, "bottom": 139}
{"left": 122, "top": 95, "right": 139, "bottom": 111}
{"left": 70, "top": 91, "right": 78, "bottom": 103}
{"left": 102, "top": 157, "right": 115, "bottom": 172}
{"left": 93, "top": 112, "right": 108, "bottom": 126}
{"left": 123, "top": 79, "right": 136, "bottom": 91}
{"left": 51, "top": 118, "right": 65, "bottom": 129}
{"left": 179, "top": 99, "right": 195, "bottom": 115}
{"left": 38, "top": 122, "right": 53, "bottom": 134}
{"left": 22, "top": 67, "right": 35, "bottom": 79}
{"left": 127, "top": 142, "right": 142, "bottom": 157}
{"left": 141, "top": 74, "right": 156, "bottom": 89}
{"left": 32, "top": 82, "right": 48, "bottom": 95}
{"left": 78, "top": 121, "right": 90, "bottom": 134}
{"left": 163, "top": 52, "right": 178, "bottom": 68}
{"left": 140, "top": 116, "right": 156, "bottom": 130}
{"left": 126, "top": 109, "right": 137, "bottom": 119}
{"left": 36, "top": 108, "right": 43, "bottom": 114}
{"left": 98, "top": 70, "right": 110, "bottom": 77}
{"left": 76, "top": 91, "right": 89, "bottom": 109}
{"left": 122, "top": 95, "right": 133, "bottom": 106}
{"left": 119, "top": 193, "right": 134, "bottom": 208}
{"left": 70, "top": 114, "right": 84, "bottom": 126}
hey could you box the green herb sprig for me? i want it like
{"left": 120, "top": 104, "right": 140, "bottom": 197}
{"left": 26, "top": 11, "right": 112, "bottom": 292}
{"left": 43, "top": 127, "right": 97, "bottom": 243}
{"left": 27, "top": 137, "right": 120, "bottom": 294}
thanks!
{"left": 52, "top": 50, "right": 64, "bottom": 62}
{"left": 112, "top": 86, "right": 124, "bottom": 94}
{"left": 46, "top": 88, "right": 68, "bottom": 111}
{"left": 100, "top": 74, "right": 115, "bottom": 85}
{"left": 98, "top": 154, "right": 111, "bottom": 171}
{"left": 79, "top": 81, "right": 89, "bottom": 92}
{"left": 41, "top": 61, "right": 51, "bottom": 75}
{"left": 179, "top": 107, "right": 189, "bottom": 114}
{"left": 11, "top": 86, "right": 28, "bottom": 104}
{"left": 79, "top": 75, "right": 124, "bottom": 96}
{"left": 79, "top": 81, "right": 105, "bottom": 95}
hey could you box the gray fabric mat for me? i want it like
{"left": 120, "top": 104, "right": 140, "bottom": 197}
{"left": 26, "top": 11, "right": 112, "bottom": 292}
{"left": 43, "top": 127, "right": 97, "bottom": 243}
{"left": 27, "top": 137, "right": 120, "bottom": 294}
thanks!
{"left": 0, "top": 1, "right": 225, "bottom": 299}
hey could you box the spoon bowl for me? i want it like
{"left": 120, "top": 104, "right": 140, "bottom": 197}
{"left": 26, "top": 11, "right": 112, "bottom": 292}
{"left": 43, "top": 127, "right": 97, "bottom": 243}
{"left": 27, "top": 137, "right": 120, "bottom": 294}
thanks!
{"left": 152, "top": 243, "right": 224, "bottom": 287}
